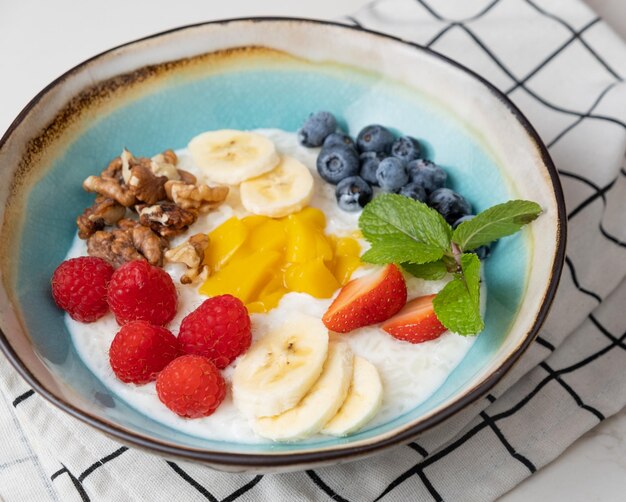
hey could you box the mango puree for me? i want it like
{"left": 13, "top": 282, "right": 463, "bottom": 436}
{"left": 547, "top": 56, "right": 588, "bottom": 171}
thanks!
{"left": 199, "top": 207, "right": 361, "bottom": 313}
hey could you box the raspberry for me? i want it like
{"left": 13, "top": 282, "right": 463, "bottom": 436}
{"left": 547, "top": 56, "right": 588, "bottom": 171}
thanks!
{"left": 109, "top": 321, "right": 180, "bottom": 384}
{"left": 156, "top": 355, "right": 226, "bottom": 418}
{"left": 107, "top": 260, "right": 177, "bottom": 326}
{"left": 51, "top": 257, "right": 114, "bottom": 322}
{"left": 178, "top": 295, "right": 251, "bottom": 369}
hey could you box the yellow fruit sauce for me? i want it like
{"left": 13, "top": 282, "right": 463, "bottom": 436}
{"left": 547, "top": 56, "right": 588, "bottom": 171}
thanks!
{"left": 199, "top": 207, "right": 361, "bottom": 313}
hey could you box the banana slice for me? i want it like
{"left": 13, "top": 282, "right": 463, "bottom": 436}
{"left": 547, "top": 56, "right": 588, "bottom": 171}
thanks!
{"left": 232, "top": 314, "right": 329, "bottom": 418}
{"left": 253, "top": 341, "right": 354, "bottom": 441}
{"left": 322, "top": 356, "right": 383, "bottom": 436}
{"left": 188, "top": 130, "right": 279, "bottom": 185}
{"left": 240, "top": 156, "right": 314, "bottom": 218}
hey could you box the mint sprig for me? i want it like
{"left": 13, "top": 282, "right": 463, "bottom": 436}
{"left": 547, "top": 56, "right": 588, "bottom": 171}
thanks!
{"left": 359, "top": 194, "right": 541, "bottom": 335}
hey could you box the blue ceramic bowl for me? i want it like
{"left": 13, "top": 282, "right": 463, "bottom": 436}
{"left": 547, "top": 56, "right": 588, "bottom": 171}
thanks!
{"left": 0, "top": 18, "right": 565, "bottom": 471}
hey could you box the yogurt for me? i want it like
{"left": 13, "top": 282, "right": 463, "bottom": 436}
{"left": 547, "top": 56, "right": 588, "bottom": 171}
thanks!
{"left": 65, "top": 129, "right": 478, "bottom": 443}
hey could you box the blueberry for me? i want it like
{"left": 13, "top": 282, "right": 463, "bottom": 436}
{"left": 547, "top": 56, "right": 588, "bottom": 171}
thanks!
{"left": 323, "top": 132, "right": 356, "bottom": 150}
{"left": 391, "top": 136, "right": 422, "bottom": 162}
{"left": 298, "top": 111, "right": 337, "bottom": 147}
{"left": 316, "top": 144, "right": 360, "bottom": 184}
{"left": 359, "top": 151, "right": 386, "bottom": 186}
{"left": 407, "top": 159, "right": 447, "bottom": 193}
{"left": 376, "top": 157, "right": 409, "bottom": 192}
{"left": 428, "top": 188, "right": 472, "bottom": 224}
{"left": 453, "top": 215, "right": 492, "bottom": 259}
{"left": 452, "top": 215, "right": 474, "bottom": 228}
{"left": 336, "top": 176, "right": 373, "bottom": 212}
{"left": 356, "top": 124, "right": 395, "bottom": 153}
{"left": 399, "top": 182, "right": 427, "bottom": 203}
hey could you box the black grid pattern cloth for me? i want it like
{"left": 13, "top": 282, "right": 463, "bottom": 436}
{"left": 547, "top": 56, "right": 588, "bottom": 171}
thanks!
{"left": 1, "top": 0, "right": 626, "bottom": 500}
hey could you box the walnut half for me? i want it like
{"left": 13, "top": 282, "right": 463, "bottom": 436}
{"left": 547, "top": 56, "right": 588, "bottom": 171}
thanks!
{"left": 83, "top": 175, "right": 137, "bottom": 207}
{"left": 138, "top": 202, "right": 198, "bottom": 238}
{"left": 165, "top": 233, "right": 209, "bottom": 284}
{"left": 127, "top": 164, "right": 168, "bottom": 205}
{"left": 87, "top": 228, "right": 142, "bottom": 268}
{"left": 150, "top": 149, "right": 180, "bottom": 181}
{"left": 76, "top": 196, "right": 126, "bottom": 239}
{"left": 87, "top": 218, "right": 167, "bottom": 267}
{"left": 165, "top": 180, "right": 229, "bottom": 213}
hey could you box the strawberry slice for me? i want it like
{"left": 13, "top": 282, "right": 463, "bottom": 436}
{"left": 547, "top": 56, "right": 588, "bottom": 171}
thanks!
{"left": 322, "top": 264, "right": 407, "bottom": 333}
{"left": 381, "top": 294, "right": 447, "bottom": 343}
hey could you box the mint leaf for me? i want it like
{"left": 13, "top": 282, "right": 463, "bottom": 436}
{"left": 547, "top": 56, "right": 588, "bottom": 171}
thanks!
{"left": 359, "top": 194, "right": 451, "bottom": 264}
{"left": 433, "top": 253, "right": 483, "bottom": 335}
{"left": 357, "top": 195, "right": 542, "bottom": 336}
{"left": 452, "top": 200, "right": 541, "bottom": 252}
{"left": 403, "top": 261, "right": 448, "bottom": 280}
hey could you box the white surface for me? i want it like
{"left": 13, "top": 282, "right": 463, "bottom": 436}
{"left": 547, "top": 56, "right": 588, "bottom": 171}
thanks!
{"left": 502, "top": 410, "right": 626, "bottom": 502}
{"left": 1, "top": 0, "right": 625, "bottom": 500}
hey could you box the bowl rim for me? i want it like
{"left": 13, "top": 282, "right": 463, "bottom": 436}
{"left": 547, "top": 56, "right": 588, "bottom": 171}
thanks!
{"left": 0, "top": 16, "right": 566, "bottom": 468}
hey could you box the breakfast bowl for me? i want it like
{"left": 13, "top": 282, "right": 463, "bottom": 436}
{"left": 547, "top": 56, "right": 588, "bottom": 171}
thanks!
{"left": 0, "top": 18, "right": 565, "bottom": 472}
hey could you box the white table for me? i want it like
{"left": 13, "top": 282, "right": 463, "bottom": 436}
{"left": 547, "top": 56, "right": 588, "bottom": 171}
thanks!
{"left": 1, "top": 1, "right": 624, "bottom": 500}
